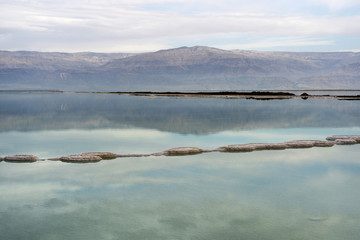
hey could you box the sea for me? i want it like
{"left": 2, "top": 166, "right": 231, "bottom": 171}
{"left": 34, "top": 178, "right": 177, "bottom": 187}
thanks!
{"left": 1, "top": 90, "right": 360, "bottom": 240}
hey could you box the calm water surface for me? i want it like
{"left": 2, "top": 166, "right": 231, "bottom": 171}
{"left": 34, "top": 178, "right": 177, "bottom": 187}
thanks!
{"left": 0, "top": 92, "right": 360, "bottom": 239}
{"left": 1, "top": 92, "right": 360, "bottom": 157}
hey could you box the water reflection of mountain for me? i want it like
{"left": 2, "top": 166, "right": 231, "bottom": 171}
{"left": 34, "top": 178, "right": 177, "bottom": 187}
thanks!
{"left": 0, "top": 93, "right": 359, "bottom": 134}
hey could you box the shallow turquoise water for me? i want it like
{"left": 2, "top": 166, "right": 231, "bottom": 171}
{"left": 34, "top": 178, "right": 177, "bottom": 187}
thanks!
{"left": 1, "top": 147, "right": 360, "bottom": 239}
{"left": 0, "top": 92, "right": 360, "bottom": 239}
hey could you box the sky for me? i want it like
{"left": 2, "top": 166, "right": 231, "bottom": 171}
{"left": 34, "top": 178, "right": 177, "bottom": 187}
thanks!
{"left": 1, "top": 0, "right": 360, "bottom": 53}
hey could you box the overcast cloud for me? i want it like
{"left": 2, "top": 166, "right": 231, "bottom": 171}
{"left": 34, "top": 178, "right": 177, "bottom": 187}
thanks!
{"left": 0, "top": 0, "right": 360, "bottom": 52}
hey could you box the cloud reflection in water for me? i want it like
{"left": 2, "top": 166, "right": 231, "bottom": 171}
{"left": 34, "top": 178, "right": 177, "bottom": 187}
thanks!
{"left": 1, "top": 146, "right": 360, "bottom": 239}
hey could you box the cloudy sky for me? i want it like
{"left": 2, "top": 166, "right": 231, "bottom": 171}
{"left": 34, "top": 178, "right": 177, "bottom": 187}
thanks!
{"left": 1, "top": 0, "right": 360, "bottom": 52}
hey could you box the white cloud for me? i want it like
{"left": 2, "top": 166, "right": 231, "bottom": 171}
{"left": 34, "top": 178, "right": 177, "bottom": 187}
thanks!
{"left": 217, "top": 37, "right": 334, "bottom": 50}
{"left": 307, "top": 0, "right": 360, "bottom": 11}
{"left": 0, "top": 0, "right": 360, "bottom": 51}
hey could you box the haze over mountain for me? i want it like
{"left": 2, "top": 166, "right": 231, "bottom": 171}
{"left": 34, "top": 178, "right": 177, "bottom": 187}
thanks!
{"left": 1, "top": 46, "right": 360, "bottom": 91}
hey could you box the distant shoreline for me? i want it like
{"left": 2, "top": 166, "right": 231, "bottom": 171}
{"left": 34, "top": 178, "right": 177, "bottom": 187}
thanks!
{"left": 90, "top": 90, "right": 360, "bottom": 100}
{"left": 1, "top": 89, "right": 360, "bottom": 100}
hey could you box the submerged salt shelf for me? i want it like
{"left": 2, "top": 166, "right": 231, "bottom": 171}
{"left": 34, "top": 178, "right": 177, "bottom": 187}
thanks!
{"left": 1, "top": 135, "right": 359, "bottom": 163}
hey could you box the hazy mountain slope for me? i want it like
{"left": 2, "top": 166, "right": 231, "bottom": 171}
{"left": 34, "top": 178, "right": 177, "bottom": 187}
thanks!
{"left": 0, "top": 51, "right": 134, "bottom": 70}
{"left": 0, "top": 46, "right": 359, "bottom": 90}
{"left": 104, "top": 46, "right": 318, "bottom": 74}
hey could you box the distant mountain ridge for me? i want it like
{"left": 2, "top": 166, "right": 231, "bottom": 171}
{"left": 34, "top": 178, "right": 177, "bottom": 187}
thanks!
{"left": 1, "top": 46, "right": 360, "bottom": 90}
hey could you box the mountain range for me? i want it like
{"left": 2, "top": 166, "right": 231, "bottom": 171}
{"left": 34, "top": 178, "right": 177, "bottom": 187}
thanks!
{"left": 1, "top": 46, "right": 360, "bottom": 91}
